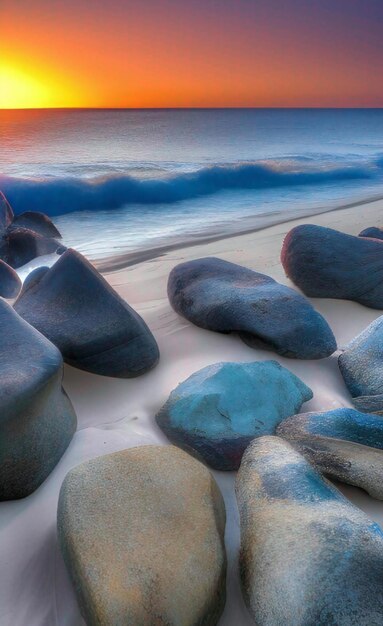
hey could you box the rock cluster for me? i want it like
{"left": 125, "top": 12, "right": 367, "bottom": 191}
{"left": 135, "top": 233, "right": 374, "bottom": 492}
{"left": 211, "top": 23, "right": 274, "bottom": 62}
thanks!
{"left": 156, "top": 360, "right": 312, "bottom": 470}
{"left": 0, "top": 191, "right": 63, "bottom": 268}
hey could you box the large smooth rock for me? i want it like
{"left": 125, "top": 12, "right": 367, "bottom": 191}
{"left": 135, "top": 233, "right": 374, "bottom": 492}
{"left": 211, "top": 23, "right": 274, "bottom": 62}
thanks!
{"left": 0, "top": 259, "right": 21, "bottom": 298}
{"left": 359, "top": 226, "right": 383, "bottom": 240}
{"left": 0, "top": 299, "right": 76, "bottom": 500}
{"left": 156, "top": 360, "right": 313, "bottom": 470}
{"left": 168, "top": 257, "right": 336, "bottom": 359}
{"left": 236, "top": 436, "right": 383, "bottom": 626}
{"left": 338, "top": 316, "right": 383, "bottom": 413}
{"left": 14, "top": 248, "right": 159, "bottom": 377}
{"left": 58, "top": 445, "right": 226, "bottom": 626}
{"left": 0, "top": 191, "right": 14, "bottom": 230}
{"left": 281, "top": 224, "right": 383, "bottom": 308}
{"left": 277, "top": 408, "right": 383, "bottom": 499}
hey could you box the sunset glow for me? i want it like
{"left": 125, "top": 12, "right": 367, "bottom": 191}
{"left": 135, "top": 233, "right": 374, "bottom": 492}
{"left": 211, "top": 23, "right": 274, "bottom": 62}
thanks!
{"left": 1, "top": 0, "right": 382, "bottom": 109}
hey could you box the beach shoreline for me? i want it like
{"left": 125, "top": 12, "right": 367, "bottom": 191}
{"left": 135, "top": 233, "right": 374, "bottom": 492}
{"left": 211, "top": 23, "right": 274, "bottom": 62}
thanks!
{"left": 96, "top": 192, "right": 383, "bottom": 273}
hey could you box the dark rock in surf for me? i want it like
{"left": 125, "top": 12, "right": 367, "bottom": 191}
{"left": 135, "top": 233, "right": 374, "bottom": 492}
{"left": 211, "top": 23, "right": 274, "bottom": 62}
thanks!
{"left": 0, "top": 299, "right": 76, "bottom": 500}
{"left": 14, "top": 248, "right": 159, "bottom": 377}
{"left": 277, "top": 407, "right": 383, "bottom": 499}
{"left": 10, "top": 211, "right": 62, "bottom": 239}
{"left": 167, "top": 257, "right": 336, "bottom": 359}
{"left": 236, "top": 436, "right": 383, "bottom": 626}
{"left": 281, "top": 224, "right": 383, "bottom": 308}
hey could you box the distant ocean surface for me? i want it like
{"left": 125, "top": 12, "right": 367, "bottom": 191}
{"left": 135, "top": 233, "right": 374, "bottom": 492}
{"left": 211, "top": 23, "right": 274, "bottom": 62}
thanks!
{"left": 1, "top": 108, "right": 383, "bottom": 263}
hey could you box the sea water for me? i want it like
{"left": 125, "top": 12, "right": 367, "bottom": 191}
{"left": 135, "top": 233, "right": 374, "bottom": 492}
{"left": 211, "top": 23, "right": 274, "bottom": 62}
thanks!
{"left": 1, "top": 108, "right": 383, "bottom": 262}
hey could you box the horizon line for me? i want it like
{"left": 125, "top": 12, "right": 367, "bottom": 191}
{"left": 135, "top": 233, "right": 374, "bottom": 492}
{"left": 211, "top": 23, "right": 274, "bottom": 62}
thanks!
{"left": 1, "top": 105, "right": 383, "bottom": 112}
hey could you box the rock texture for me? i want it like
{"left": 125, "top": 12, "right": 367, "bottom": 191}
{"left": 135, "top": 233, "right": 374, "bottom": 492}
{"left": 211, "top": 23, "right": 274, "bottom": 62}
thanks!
{"left": 277, "top": 408, "right": 383, "bottom": 499}
{"left": 338, "top": 316, "right": 383, "bottom": 413}
{"left": 58, "top": 445, "right": 226, "bottom": 626}
{"left": 359, "top": 226, "right": 383, "bottom": 240}
{"left": 168, "top": 257, "right": 336, "bottom": 359}
{"left": 14, "top": 248, "right": 159, "bottom": 377}
{"left": 0, "top": 191, "right": 62, "bottom": 268}
{"left": 281, "top": 224, "right": 383, "bottom": 308}
{"left": 0, "top": 299, "right": 76, "bottom": 500}
{"left": 156, "top": 360, "right": 313, "bottom": 470}
{"left": 236, "top": 436, "right": 383, "bottom": 626}
{"left": 0, "top": 259, "right": 21, "bottom": 298}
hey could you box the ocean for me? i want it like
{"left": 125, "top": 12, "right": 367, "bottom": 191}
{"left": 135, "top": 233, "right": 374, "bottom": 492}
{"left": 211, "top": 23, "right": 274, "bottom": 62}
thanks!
{"left": 1, "top": 108, "right": 383, "bottom": 264}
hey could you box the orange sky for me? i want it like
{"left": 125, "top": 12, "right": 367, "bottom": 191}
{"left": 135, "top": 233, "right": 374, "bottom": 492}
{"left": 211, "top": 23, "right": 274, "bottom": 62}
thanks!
{"left": 1, "top": 0, "right": 382, "bottom": 108}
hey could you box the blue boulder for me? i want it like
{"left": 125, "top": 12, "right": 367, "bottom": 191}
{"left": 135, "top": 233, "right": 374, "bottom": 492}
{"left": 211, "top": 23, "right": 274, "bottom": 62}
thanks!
{"left": 338, "top": 316, "right": 383, "bottom": 414}
{"left": 168, "top": 257, "right": 336, "bottom": 359}
{"left": 156, "top": 360, "right": 313, "bottom": 470}
{"left": 236, "top": 436, "right": 383, "bottom": 625}
{"left": 277, "top": 408, "right": 383, "bottom": 499}
{"left": 281, "top": 224, "right": 383, "bottom": 308}
{"left": 0, "top": 259, "right": 21, "bottom": 298}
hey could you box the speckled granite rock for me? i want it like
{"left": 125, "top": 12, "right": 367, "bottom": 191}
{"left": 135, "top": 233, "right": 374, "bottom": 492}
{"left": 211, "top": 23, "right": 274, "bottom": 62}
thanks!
{"left": 14, "top": 248, "right": 159, "bottom": 377}
{"left": 281, "top": 224, "right": 383, "bottom": 308}
{"left": 58, "top": 445, "right": 226, "bottom": 626}
{"left": 359, "top": 226, "right": 383, "bottom": 240}
{"left": 0, "top": 191, "right": 62, "bottom": 268}
{"left": 0, "top": 299, "right": 76, "bottom": 500}
{"left": 167, "top": 257, "right": 336, "bottom": 359}
{"left": 277, "top": 408, "right": 383, "bottom": 499}
{"left": 156, "top": 360, "right": 313, "bottom": 470}
{"left": 236, "top": 436, "right": 383, "bottom": 626}
{"left": 0, "top": 259, "right": 21, "bottom": 298}
{"left": 338, "top": 316, "right": 383, "bottom": 413}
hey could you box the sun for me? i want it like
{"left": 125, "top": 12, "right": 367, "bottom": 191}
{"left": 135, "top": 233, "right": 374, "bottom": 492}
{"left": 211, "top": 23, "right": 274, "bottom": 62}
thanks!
{"left": 0, "top": 64, "right": 56, "bottom": 109}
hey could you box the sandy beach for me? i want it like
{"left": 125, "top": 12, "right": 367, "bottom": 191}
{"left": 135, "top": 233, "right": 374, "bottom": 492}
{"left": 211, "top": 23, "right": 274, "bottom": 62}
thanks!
{"left": 1, "top": 196, "right": 383, "bottom": 626}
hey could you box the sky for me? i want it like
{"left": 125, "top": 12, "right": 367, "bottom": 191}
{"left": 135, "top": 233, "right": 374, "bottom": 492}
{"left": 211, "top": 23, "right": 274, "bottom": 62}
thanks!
{"left": 1, "top": 0, "right": 382, "bottom": 108}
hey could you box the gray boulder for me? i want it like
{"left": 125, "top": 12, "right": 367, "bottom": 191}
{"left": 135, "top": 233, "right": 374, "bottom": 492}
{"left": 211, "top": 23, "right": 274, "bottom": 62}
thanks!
{"left": 14, "top": 248, "right": 159, "bottom": 377}
{"left": 277, "top": 408, "right": 383, "bottom": 499}
{"left": 359, "top": 226, "right": 383, "bottom": 240}
{"left": 338, "top": 316, "right": 383, "bottom": 413}
{"left": 58, "top": 445, "right": 226, "bottom": 626}
{"left": 168, "top": 257, "right": 336, "bottom": 359}
{"left": 0, "top": 299, "right": 76, "bottom": 500}
{"left": 281, "top": 224, "right": 383, "bottom": 308}
{"left": 236, "top": 436, "right": 383, "bottom": 626}
{"left": 156, "top": 360, "right": 313, "bottom": 470}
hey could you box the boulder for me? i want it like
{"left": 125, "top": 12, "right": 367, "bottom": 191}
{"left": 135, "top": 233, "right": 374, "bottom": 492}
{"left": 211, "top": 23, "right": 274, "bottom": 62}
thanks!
{"left": 281, "top": 224, "right": 383, "bottom": 308}
{"left": 338, "top": 316, "right": 383, "bottom": 413}
{"left": 359, "top": 226, "right": 383, "bottom": 240}
{"left": 156, "top": 360, "right": 313, "bottom": 470}
{"left": 0, "top": 259, "right": 21, "bottom": 298}
{"left": 277, "top": 408, "right": 383, "bottom": 499}
{"left": 14, "top": 248, "right": 159, "bottom": 377}
{"left": 236, "top": 436, "right": 383, "bottom": 626}
{"left": 58, "top": 445, "right": 226, "bottom": 626}
{"left": 0, "top": 299, "right": 76, "bottom": 500}
{"left": 168, "top": 257, "right": 336, "bottom": 359}
{"left": 0, "top": 191, "right": 14, "bottom": 230}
